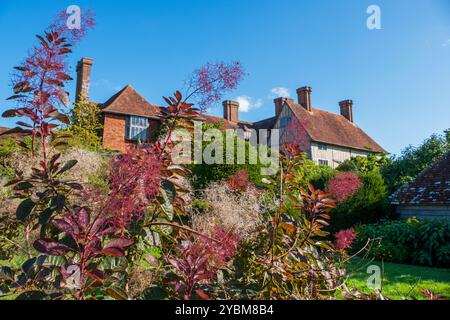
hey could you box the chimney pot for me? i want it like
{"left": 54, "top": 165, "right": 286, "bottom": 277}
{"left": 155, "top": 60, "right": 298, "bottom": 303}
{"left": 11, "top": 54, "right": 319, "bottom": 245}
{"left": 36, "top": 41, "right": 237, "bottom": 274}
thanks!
{"left": 274, "top": 97, "right": 293, "bottom": 117}
{"left": 296, "top": 86, "right": 312, "bottom": 112}
{"left": 223, "top": 100, "right": 239, "bottom": 123}
{"left": 76, "top": 57, "right": 94, "bottom": 103}
{"left": 339, "top": 100, "right": 354, "bottom": 122}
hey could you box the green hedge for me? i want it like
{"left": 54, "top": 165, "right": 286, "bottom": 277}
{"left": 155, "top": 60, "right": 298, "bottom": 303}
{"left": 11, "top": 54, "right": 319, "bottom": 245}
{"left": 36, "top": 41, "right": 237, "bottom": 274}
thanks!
{"left": 353, "top": 218, "right": 450, "bottom": 267}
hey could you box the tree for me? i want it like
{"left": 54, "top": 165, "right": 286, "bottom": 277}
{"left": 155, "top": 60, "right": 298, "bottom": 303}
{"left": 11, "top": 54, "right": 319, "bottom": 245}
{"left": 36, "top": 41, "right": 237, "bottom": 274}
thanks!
{"left": 327, "top": 169, "right": 390, "bottom": 234}
{"left": 337, "top": 154, "right": 389, "bottom": 174}
{"left": 381, "top": 129, "right": 450, "bottom": 194}
{"left": 66, "top": 98, "right": 103, "bottom": 149}
{"left": 188, "top": 122, "right": 267, "bottom": 190}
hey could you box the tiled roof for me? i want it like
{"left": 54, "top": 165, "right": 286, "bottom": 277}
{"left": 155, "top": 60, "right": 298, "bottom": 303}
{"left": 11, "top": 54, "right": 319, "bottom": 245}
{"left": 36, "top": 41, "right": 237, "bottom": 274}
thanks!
{"left": 101, "top": 85, "right": 243, "bottom": 129}
{"left": 391, "top": 152, "right": 450, "bottom": 206}
{"left": 101, "top": 85, "right": 163, "bottom": 118}
{"left": 197, "top": 114, "right": 241, "bottom": 130}
{"left": 252, "top": 117, "right": 277, "bottom": 131}
{"left": 286, "top": 101, "right": 385, "bottom": 153}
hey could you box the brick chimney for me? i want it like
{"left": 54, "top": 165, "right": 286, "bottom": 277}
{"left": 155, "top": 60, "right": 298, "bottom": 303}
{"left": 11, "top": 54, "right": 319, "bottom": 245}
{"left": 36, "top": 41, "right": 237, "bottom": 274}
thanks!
{"left": 339, "top": 100, "right": 354, "bottom": 123}
{"left": 274, "top": 97, "right": 294, "bottom": 117}
{"left": 223, "top": 100, "right": 239, "bottom": 123}
{"left": 75, "top": 57, "right": 93, "bottom": 103}
{"left": 296, "top": 86, "right": 312, "bottom": 112}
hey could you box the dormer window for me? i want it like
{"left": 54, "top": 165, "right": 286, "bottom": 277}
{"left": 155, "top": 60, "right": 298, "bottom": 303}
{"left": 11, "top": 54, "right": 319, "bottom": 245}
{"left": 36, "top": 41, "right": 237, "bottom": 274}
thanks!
{"left": 126, "top": 115, "right": 149, "bottom": 141}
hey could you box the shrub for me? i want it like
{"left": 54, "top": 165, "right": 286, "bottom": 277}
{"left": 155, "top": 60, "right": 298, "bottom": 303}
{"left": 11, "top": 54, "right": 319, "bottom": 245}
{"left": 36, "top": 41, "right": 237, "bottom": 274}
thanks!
{"left": 287, "top": 155, "right": 336, "bottom": 191}
{"left": 327, "top": 170, "right": 391, "bottom": 234}
{"left": 0, "top": 147, "right": 109, "bottom": 185}
{"left": 63, "top": 98, "right": 103, "bottom": 151}
{"left": 191, "top": 183, "right": 262, "bottom": 240}
{"left": 0, "top": 137, "right": 32, "bottom": 179}
{"left": 337, "top": 154, "right": 389, "bottom": 174}
{"left": 188, "top": 123, "right": 268, "bottom": 190}
{"left": 353, "top": 218, "right": 450, "bottom": 267}
{"left": 327, "top": 172, "right": 362, "bottom": 203}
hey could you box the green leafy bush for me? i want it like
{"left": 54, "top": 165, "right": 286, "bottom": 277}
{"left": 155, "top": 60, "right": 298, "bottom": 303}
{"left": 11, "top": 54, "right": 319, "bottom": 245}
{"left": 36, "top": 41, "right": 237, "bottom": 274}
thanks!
{"left": 188, "top": 124, "right": 268, "bottom": 190}
{"left": 337, "top": 154, "right": 390, "bottom": 174}
{"left": 353, "top": 218, "right": 450, "bottom": 267}
{"left": 290, "top": 156, "right": 337, "bottom": 190}
{"left": 63, "top": 98, "right": 103, "bottom": 151}
{"left": 327, "top": 170, "right": 391, "bottom": 234}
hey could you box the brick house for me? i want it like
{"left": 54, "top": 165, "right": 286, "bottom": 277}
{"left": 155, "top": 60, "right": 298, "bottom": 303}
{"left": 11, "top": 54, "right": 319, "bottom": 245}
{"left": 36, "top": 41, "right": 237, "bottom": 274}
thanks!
{"left": 76, "top": 58, "right": 385, "bottom": 164}
{"left": 75, "top": 58, "right": 249, "bottom": 153}
{"left": 391, "top": 151, "right": 450, "bottom": 220}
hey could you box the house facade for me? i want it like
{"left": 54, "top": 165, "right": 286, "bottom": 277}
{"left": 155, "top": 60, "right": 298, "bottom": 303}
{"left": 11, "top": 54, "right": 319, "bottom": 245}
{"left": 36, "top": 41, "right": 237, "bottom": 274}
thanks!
{"left": 253, "top": 87, "right": 385, "bottom": 168}
{"left": 391, "top": 151, "right": 450, "bottom": 220}
{"left": 75, "top": 58, "right": 385, "bottom": 164}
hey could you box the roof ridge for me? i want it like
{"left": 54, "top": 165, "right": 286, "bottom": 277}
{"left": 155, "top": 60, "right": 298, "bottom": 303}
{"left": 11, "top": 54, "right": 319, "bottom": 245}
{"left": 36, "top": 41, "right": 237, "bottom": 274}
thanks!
{"left": 286, "top": 100, "right": 385, "bottom": 153}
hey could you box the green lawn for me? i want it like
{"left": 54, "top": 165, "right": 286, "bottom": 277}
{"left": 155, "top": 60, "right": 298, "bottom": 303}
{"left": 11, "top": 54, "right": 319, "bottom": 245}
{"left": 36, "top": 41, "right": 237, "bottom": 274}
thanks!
{"left": 341, "top": 258, "right": 450, "bottom": 300}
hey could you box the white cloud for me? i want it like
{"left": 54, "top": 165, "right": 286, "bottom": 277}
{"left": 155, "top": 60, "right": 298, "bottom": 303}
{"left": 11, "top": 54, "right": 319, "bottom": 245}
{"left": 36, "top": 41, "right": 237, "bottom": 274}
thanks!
{"left": 236, "top": 96, "right": 263, "bottom": 113}
{"left": 442, "top": 39, "right": 450, "bottom": 47}
{"left": 92, "top": 79, "right": 123, "bottom": 92}
{"left": 270, "top": 87, "right": 291, "bottom": 98}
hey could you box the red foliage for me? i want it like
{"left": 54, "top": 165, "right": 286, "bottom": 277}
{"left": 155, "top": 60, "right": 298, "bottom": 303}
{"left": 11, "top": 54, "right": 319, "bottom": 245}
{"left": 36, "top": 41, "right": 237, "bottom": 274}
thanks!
{"left": 327, "top": 172, "right": 362, "bottom": 203}
{"left": 334, "top": 228, "right": 357, "bottom": 250}
{"left": 2, "top": 9, "right": 94, "bottom": 164}
{"left": 53, "top": 9, "right": 96, "bottom": 43}
{"left": 107, "top": 145, "right": 162, "bottom": 230}
{"left": 167, "top": 227, "right": 239, "bottom": 300}
{"left": 226, "top": 170, "right": 251, "bottom": 191}
{"left": 33, "top": 206, "right": 133, "bottom": 299}
{"left": 186, "top": 61, "right": 245, "bottom": 112}
{"left": 419, "top": 288, "right": 448, "bottom": 300}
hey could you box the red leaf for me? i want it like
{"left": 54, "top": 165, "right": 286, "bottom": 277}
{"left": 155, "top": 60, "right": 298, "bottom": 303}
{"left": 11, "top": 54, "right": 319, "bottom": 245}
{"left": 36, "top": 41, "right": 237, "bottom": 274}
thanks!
{"left": 0, "top": 127, "right": 31, "bottom": 136}
{"left": 36, "top": 35, "right": 50, "bottom": 50}
{"left": 59, "top": 48, "right": 72, "bottom": 55}
{"left": 101, "top": 247, "right": 125, "bottom": 257}
{"left": 2, "top": 109, "right": 18, "bottom": 118}
{"left": 195, "top": 289, "right": 210, "bottom": 300}
{"left": 77, "top": 208, "right": 90, "bottom": 229}
{"left": 56, "top": 73, "right": 73, "bottom": 81}
{"left": 7, "top": 95, "right": 28, "bottom": 100}
{"left": 14, "top": 66, "right": 29, "bottom": 72}
{"left": 13, "top": 81, "right": 33, "bottom": 94}
{"left": 86, "top": 268, "right": 105, "bottom": 282}
{"left": 45, "top": 31, "right": 53, "bottom": 43}
{"left": 33, "top": 239, "right": 72, "bottom": 256}
{"left": 104, "top": 238, "right": 134, "bottom": 250}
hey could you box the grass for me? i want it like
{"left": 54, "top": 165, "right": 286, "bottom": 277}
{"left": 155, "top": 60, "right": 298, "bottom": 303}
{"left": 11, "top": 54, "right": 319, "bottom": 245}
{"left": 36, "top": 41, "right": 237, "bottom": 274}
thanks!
{"left": 340, "top": 258, "right": 450, "bottom": 300}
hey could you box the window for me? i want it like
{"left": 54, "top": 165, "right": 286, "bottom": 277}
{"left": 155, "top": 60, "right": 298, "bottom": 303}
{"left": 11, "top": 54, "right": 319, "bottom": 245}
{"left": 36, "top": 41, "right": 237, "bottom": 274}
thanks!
{"left": 318, "top": 159, "right": 329, "bottom": 166}
{"left": 126, "top": 116, "right": 149, "bottom": 141}
{"left": 318, "top": 143, "right": 328, "bottom": 151}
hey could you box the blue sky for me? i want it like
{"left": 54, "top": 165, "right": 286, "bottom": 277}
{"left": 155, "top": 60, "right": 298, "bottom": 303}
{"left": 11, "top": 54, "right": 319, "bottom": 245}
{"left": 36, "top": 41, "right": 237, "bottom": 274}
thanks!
{"left": 0, "top": 0, "right": 449, "bottom": 155}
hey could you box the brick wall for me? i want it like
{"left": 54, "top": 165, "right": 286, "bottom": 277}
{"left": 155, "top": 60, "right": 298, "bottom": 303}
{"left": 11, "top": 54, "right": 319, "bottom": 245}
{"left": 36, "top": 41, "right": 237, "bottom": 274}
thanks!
{"left": 102, "top": 113, "right": 161, "bottom": 153}
{"left": 103, "top": 113, "right": 128, "bottom": 152}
